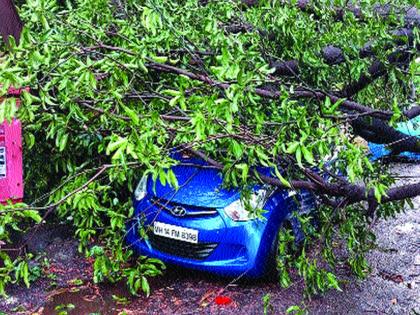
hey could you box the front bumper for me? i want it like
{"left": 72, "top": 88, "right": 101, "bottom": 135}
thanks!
{"left": 125, "top": 199, "right": 275, "bottom": 278}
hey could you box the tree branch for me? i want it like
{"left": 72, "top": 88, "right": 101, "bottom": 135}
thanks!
{"left": 185, "top": 147, "right": 420, "bottom": 207}
{"left": 146, "top": 59, "right": 419, "bottom": 120}
{"left": 0, "top": 0, "right": 23, "bottom": 44}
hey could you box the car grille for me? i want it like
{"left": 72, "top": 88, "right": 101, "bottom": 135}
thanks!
{"left": 148, "top": 234, "right": 218, "bottom": 260}
{"left": 150, "top": 196, "right": 218, "bottom": 217}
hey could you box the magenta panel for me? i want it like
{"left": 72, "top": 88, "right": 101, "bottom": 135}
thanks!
{"left": 0, "top": 99, "right": 23, "bottom": 203}
{"left": 7, "top": 86, "right": 29, "bottom": 96}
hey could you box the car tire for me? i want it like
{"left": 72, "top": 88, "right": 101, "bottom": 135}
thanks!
{"left": 265, "top": 219, "right": 296, "bottom": 279}
{"left": 265, "top": 193, "right": 318, "bottom": 279}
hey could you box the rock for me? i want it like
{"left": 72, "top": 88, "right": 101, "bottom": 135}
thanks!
{"left": 23, "top": 224, "right": 73, "bottom": 254}
{"left": 50, "top": 241, "right": 78, "bottom": 263}
{"left": 414, "top": 255, "right": 420, "bottom": 266}
{"left": 53, "top": 237, "right": 63, "bottom": 243}
{"left": 353, "top": 137, "right": 369, "bottom": 149}
{"left": 394, "top": 223, "right": 416, "bottom": 234}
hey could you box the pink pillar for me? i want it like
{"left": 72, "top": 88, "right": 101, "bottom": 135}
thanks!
{"left": 0, "top": 97, "right": 23, "bottom": 203}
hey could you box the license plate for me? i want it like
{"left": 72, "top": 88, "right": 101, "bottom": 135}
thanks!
{"left": 153, "top": 222, "right": 198, "bottom": 244}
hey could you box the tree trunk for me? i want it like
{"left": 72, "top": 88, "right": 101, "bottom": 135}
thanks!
{"left": 0, "top": 0, "right": 23, "bottom": 45}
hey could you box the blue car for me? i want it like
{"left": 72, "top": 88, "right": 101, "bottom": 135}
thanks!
{"left": 126, "top": 154, "right": 316, "bottom": 278}
{"left": 369, "top": 116, "right": 420, "bottom": 161}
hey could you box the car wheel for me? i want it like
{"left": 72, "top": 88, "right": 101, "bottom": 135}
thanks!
{"left": 265, "top": 219, "right": 298, "bottom": 279}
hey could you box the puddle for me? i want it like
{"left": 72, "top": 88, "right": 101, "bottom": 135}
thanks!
{"left": 40, "top": 283, "right": 132, "bottom": 315}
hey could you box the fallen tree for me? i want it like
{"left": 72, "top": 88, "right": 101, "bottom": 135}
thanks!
{"left": 0, "top": 0, "right": 419, "bottom": 301}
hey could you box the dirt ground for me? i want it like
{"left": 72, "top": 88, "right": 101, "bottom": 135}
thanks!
{"left": 1, "top": 164, "right": 419, "bottom": 314}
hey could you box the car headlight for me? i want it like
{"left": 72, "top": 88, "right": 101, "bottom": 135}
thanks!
{"left": 134, "top": 175, "right": 148, "bottom": 201}
{"left": 223, "top": 189, "right": 268, "bottom": 221}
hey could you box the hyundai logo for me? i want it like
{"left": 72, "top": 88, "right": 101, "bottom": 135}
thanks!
{"left": 170, "top": 205, "right": 187, "bottom": 217}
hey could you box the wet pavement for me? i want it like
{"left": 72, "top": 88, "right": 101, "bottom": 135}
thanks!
{"left": 0, "top": 164, "right": 419, "bottom": 314}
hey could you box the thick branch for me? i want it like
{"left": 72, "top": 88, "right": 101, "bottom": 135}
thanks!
{"left": 187, "top": 147, "right": 420, "bottom": 206}
{"left": 351, "top": 117, "right": 420, "bottom": 154}
{"left": 0, "top": 0, "right": 23, "bottom": 44}
{"left": 383, "top": 182, "right": 420, "bottom": 202}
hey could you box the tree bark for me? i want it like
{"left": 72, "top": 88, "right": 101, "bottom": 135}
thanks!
{"left": 351, "top": 117, "right": 420, "bottom": 154}
{"left": 0, "top": 0, "right": 23, "bottom": 45}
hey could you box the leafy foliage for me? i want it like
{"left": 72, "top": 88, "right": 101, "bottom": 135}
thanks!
{"left": 0, "top": 0, "right": 418, "bottom": 300}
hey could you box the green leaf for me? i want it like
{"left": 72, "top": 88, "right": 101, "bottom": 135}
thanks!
{"left": 169, "top": 96, "right": 180, "bottom": 107}
{"left": 374, "top": 186, "right": 382, "bottom": 203}
{"left": 23, "top": 210, "right": 42, "bottom": 223}
{"left": 295, "top": 146, "right": 303, "bottom": 168}
{"left": 286, "top": 142, "right": 299, "bottom": 154}
{"left": 286, "top": 305, "right": 301, "bottom": 314}
{"left": 301, "top": 145, "right": 315, "bottom": 165}
{"left": 141, "top": 276, "right": 150, "bottom": 296}
{"left": 121, "top": 104, "right": 140, "bottom": 125}
{"left": 106, "top": 137, "right": 128, "bottom": 155}
{"left": 167, "top": 169, "right": 178, "bottom": 189}
{"left": 59, "top": 133, "right": 69, "bottom": 152}
{"left": 151, "top": 56, "right": 168, "bottom": 63}
{"left": 274, "top": 167, "right": 291, "bottom": 188}
{"left": 162, "top": 89, "right": 181, "bottom": 97}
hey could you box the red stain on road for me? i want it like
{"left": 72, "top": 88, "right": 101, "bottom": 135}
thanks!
{"left": 215, "top": 296, "right": 233, "bottom": 305}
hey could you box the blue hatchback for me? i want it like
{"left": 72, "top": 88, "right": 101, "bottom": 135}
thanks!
{"left": 368, "top": 116, "right": 420, "bottom": 161}
{"left": 126, "top": 155, "right": 316, "bottom": 278}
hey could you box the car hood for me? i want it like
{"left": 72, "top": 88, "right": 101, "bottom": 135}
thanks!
{"left": 148, "top": 163, "right": 240, "bottom": 209}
